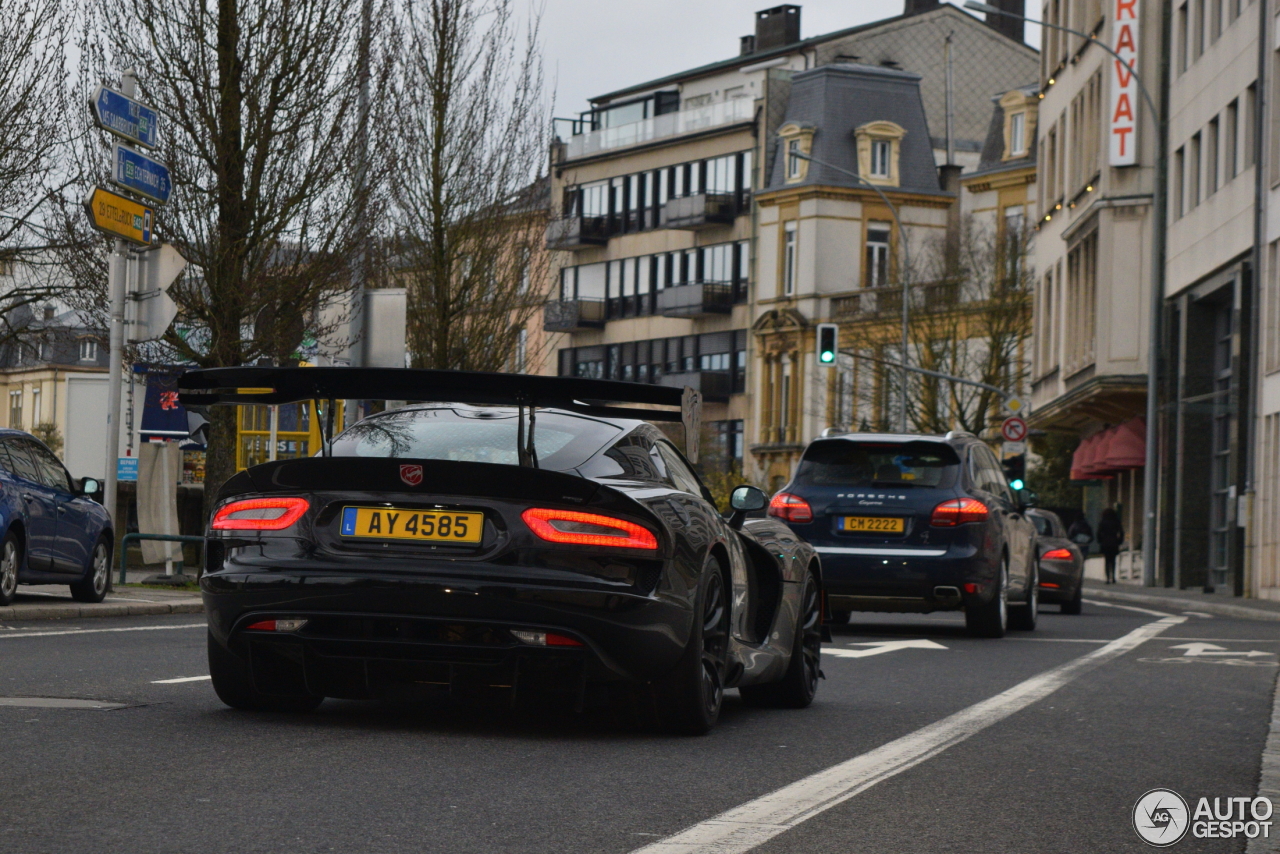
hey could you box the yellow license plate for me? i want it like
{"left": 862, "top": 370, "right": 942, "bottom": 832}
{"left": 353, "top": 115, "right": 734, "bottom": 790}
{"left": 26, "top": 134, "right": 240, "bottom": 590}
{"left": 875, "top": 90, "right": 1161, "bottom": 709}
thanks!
{"left": 340, "top": 507, "right": 483, "bottom": 543}
{"left": 842, "top": 516, "right": 905, "bottom": 533}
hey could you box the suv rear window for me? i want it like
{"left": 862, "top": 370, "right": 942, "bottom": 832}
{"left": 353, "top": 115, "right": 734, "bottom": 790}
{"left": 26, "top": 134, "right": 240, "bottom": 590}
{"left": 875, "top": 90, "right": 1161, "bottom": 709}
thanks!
{"left": 793, "top": 440, "right": 961, "bottom": 488}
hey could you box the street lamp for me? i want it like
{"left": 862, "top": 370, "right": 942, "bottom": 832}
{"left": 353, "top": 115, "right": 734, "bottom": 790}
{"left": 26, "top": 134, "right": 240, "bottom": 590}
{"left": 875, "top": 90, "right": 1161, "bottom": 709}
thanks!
{"left": 785, "top": 147, "right": 912, "bottom": 433}
{"left": 964, "top": 0, "right": 1165, "bottom": 588}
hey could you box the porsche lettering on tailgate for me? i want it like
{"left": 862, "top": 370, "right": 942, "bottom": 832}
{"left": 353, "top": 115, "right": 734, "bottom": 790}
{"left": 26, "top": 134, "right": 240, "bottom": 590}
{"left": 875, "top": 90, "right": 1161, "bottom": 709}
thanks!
{"left": 340, "top": 507, "right": 483, "bottom": 543}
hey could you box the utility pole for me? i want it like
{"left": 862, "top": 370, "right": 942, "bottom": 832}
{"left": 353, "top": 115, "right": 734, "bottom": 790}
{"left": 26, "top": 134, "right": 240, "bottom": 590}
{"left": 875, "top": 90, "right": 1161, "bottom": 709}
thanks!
{"left": 102, "top": 69, "right": 138, "bottom": 531}
{"left": 345, "top": 0, "right": 374, "bottom": 429}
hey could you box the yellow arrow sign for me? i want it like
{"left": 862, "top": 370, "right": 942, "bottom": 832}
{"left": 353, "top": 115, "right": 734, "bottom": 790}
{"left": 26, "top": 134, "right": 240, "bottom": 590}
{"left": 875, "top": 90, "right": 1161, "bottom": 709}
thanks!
{"left": 84, "top": 186, "right": 154, "bottom": 245}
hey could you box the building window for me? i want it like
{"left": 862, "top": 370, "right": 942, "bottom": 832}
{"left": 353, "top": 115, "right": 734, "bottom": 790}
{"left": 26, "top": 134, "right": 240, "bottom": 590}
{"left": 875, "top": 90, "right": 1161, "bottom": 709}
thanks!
{"left": 1174, "top": 146, "right": 1185, "bottom": 218}
{"left": 30, "top": 387, "right": 39, "bottom": 425}
{"left": 512, "top": 327, "right": 527, "bottom": 373}
{"left": 854, "top": 121, "right": 906, "bottom": 187}
{"left": 1226, "top": 98, "right": 1238, "bottom": 179}
{"left": 866, "top": 222, "right": 891, "bottom": 288}
{"left": 1065, "top": 231, "right": 1098, "bottom": 375}
{"left": 1189, "top": 132, "right": 1202, "bottom": 209}
{"left": 1207, "top": 116, "right": 1219, "bottom": 197}
{"left": 712, "top": 420, "right": 744, "bottom": 470}
{"left": 8, "top": 390, "right": 21, "bottom": 431}
{"left": 870, "top": 140, "right": 890, "bottom": 177}
{"left": 79, "top": 339, "right": 98, "bottom": 362}
{"left": 783, "top": 221, "right": 797, "bottom": 296}
{"left": 1009, "top": 112, "right": 1027, "bottom": 156}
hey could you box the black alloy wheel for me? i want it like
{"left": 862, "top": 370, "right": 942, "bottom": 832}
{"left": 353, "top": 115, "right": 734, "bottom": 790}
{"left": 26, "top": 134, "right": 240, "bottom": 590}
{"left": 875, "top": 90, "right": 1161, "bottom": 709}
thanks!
{"left": 965, "top": 555, "right": 1008, "bottom": 638}
{"left": 70, "top": 538, "right": 111, "bottom": 604}
{"left": 655, "top": 557, "right": 730, "bottom": 735}
{"left": 1008, "top": 562, "right": 1038, "bottom": 631}
{"left": 1061, "top": 580, "right": 1084, "bottom": 615}
{"left": 0, "top": 531, "right": 18, "bottom": 606}
{"left": 741, "top": 568, "right": 822, "bottom": 709}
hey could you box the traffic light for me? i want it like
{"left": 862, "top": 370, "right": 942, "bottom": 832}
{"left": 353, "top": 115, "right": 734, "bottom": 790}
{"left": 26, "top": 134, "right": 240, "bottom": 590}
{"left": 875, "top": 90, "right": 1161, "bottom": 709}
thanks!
{"left": 1002, "top": 453, "right": 1026, "bottom": 491}
{"left": 816, "top": 323, "right": 838, "bottom": 368}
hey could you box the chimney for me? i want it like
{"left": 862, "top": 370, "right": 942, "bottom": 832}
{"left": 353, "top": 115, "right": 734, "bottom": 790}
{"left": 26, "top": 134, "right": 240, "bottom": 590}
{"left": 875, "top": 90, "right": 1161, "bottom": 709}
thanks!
{"left": 984, "top": 0, "right": 1025, "bottom": 42}
{"left": 903, "top": 0, "right": 940, "bottom": 15}
{"left": 740, "top": 34, "right": 757, "bottom": 55}
{"left": 754, "top": 5, "right": 801, "bottom": 52}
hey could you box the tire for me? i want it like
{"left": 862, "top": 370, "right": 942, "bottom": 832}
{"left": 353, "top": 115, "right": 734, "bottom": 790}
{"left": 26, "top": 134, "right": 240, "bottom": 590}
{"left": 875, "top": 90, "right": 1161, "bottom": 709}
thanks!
{"left": 0, "top": 531, "right": 18, "bottom": 606}
{"left": 1008, "top": 563, "right": 1038, "bottom": 631}
{"left": 207, "top": 631, "right": 323, "bottom": 713}
{"left": 1061, "top": 582, "right": 1083, "bottom": 615}
{"left": 741, "top": 569, "right": 821, "bottom": 709}
{"left": 652, "top": 556, "right": 729, "bottom": 735}
{"left": 70, "top": 537, "right": 111, "bottom": 604}
{"left": 965, "top": 555, "right": 1008, "bottom": 638}
{"left": 828, "top": 609, "right": 851, "bottom": 626}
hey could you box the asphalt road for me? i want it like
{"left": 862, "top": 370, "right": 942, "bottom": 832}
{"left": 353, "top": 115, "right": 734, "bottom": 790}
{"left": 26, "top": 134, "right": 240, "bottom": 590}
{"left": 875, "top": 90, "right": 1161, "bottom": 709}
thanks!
{"left": 2, "top": 599, "right": 1276, "bottom": 853}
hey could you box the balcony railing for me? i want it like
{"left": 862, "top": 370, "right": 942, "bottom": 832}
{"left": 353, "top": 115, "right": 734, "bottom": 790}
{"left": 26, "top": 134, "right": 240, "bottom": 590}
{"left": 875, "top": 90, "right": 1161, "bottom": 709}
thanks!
{"left": 543, "top": 298, "right": 606, "bottom": 332}
{"left": 564, "top": 98, "right": 756, "bottom": 160}
{"left": 659, "top": 192, "right": 740, "bottom": 230}
{"left": 655, "top": 282, "right": 734, "bottom": 318}
{"left": 830, "top": 281, "right": 964, "bottom": 321}
{"left": 657, "top": 369, "right": 733, "bottom": 402}
{"left": 545, "top": 215, "right": 612, "bottom": 251}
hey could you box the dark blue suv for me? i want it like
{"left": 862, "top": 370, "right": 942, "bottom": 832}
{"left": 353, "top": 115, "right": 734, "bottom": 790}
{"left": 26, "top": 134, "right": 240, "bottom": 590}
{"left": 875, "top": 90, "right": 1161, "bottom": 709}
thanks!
{"left": 769, "top": 431, "right": 1038, "bottom": 637}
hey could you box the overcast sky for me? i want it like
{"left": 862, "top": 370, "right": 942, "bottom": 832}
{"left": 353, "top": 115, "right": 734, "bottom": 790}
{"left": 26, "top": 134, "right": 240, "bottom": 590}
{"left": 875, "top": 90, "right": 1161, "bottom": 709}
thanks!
{"left": 539, "top": 0, "right": 1039, "bottom": 116}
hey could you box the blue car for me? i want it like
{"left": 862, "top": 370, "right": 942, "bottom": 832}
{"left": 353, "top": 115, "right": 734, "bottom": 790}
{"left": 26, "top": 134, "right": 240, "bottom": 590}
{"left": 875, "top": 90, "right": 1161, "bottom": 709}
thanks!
{"left": 0, "top": 429, "right": 112, "bottom": 606}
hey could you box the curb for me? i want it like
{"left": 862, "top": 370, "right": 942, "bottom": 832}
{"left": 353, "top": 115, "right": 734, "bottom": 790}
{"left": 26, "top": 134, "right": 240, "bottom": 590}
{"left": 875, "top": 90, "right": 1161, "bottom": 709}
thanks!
{"left": 1084, "top": 585, "right": 1280, "bottom": 622}
{"left": 0, "top": 601, "right": 204, "bottom": 622}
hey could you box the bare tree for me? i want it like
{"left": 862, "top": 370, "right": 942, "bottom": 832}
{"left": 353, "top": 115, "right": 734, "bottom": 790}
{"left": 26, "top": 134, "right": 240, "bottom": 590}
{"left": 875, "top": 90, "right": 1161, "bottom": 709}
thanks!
{"left": 0, "top": 0, "right": 89, "bottom": 351}
{"left": 394, "top": 0, "right": 550, "bottom": 372}
{"left": 832, "top": 216, "right": 1032, "bottom": 435}
{"left": 61, "top": 0, "right": 392, "bottom": 508}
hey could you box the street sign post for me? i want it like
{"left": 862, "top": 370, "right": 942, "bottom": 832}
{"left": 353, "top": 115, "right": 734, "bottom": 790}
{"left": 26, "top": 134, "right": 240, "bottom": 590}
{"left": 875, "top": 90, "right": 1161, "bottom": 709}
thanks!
{"left": 112, "top": 144, "right": 172, "bottom": 205}
{"left": 84, "top": 186, "right": 154, "bottom": 245}
{"left": 1001, "top": 416, "right": 1028, "bottom": 443}
{"left": 91, "top": 86, "right": 158, "bottom": 148}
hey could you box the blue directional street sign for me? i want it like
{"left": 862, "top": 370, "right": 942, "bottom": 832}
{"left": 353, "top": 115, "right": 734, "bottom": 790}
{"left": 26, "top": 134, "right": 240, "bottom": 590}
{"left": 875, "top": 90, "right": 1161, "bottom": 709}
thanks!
{"left": 91, "top": 86, "right": 158, "bottom": 149}
{"left": 112, "top": 144, "right": 171, "bottom": 205}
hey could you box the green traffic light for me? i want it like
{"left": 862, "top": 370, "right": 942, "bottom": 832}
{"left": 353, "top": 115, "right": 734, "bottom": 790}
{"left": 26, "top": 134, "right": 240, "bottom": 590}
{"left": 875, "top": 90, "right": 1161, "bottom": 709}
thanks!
{"left": 820, "top": 351, "right": 834, "bottom": 363}
{"left": 1010, "top": 479, "right": 1025, "bottom": 490}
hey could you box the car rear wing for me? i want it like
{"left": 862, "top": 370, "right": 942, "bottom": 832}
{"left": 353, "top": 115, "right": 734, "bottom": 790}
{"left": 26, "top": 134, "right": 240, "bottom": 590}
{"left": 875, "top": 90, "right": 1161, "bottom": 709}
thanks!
{"left": 176, "top": 366, "right": 703, "bottom": 464}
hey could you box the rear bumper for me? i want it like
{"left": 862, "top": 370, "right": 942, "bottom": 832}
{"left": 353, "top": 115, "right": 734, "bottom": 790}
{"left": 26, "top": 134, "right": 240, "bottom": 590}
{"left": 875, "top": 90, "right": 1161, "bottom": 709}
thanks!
{"left": 202, "top": 563, "right": 693, "bottom": 695}
{"left": 813, "top": 544, "right": 995, "bottom": 613}
{"left": 1037, "top": 559, "right": 1081, "bottom": 603}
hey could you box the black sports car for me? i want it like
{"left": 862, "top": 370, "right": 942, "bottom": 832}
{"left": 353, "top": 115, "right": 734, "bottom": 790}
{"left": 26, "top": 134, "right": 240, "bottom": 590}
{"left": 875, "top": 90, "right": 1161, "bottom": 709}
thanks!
{"left": 179, "top": 368, "right": 823, "bottom": 734}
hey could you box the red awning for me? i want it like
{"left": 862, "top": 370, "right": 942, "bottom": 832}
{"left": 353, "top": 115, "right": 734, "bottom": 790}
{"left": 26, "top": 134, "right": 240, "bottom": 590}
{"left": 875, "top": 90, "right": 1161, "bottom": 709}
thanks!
{"left": 1102, "top": 417, "right": 1146, "bottom": 470}
{"left": 1084, "top": 427, "right": 1119, "bottom": 476}
{"left": 1070, "top": 433, "right": 1101, "bottom": 480}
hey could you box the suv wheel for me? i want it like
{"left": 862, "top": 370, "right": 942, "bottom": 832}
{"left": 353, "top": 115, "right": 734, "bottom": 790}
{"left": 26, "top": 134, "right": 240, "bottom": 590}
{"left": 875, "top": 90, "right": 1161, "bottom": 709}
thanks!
{"left": 1008, "top": 562, "right": 1038, "bottom": 631}
{"left": 965, "top": 556, "right": 1008, "bottom": 638}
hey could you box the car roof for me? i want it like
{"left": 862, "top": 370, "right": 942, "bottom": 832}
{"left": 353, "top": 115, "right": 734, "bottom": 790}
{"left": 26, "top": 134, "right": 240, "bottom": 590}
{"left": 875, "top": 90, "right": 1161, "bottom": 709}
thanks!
{"left": 811, "top": 431, "right": 967, "bottom": 446}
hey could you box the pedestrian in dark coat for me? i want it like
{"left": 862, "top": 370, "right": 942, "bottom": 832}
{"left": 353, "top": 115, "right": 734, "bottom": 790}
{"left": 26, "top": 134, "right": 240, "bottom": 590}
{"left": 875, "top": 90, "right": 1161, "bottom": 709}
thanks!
{"left": 1097, "top": 508, "right": 1124, "bottom": 584}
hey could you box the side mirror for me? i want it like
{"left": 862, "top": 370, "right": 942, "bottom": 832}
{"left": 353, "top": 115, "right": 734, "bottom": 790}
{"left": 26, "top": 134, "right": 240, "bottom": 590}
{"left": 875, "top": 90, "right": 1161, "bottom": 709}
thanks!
{"left": 728, "top": 485, "right": 767, "bottom": 529}
{"left": 80, "top": 477, "right": 101, "bottom": 497}
{"left": 1017, "top": 488, "right": 1037, "bottom": 509}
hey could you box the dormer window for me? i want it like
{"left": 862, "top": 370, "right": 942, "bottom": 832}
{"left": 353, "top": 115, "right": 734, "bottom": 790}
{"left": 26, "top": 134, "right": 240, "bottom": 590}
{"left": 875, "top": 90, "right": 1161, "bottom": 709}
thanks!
{"left": 79, "top": 339, "right": 98, "bottom": 362}
{"left": 1009, "top": 112, "right": 1027, "bottom": 156}
{"left": 870, "top": 140, "right": 891, "bottom": 178}
{"left": 778, "top": 122, "right": 816, "bottom": 184}
{"left": 999, "top": 89, "right": 1038, "bottom": 161}
{"left": 854, "top": 121, "right": 906, "bottom": 187}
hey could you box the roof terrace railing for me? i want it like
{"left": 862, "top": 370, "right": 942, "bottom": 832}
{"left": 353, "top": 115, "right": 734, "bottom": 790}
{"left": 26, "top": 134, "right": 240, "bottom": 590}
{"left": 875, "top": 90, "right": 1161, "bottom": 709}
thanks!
{"left": 564, "top": 98, "right": 755, "bottom": 160}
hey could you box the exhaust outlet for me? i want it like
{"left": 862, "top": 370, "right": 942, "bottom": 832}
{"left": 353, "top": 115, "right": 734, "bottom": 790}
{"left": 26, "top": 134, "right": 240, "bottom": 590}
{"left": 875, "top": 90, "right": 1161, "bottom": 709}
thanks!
{"left": 933, "top": 586, "right": 961, "bottom": 602}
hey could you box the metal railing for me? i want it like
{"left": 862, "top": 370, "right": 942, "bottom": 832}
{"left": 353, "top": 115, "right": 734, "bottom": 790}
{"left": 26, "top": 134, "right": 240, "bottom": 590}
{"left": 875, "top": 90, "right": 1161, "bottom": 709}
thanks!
{"left": 565, "top": 98, "right": 755, "bottom": 159}
{"left": 118, "top": 533, "right": 205, "bottom": 584}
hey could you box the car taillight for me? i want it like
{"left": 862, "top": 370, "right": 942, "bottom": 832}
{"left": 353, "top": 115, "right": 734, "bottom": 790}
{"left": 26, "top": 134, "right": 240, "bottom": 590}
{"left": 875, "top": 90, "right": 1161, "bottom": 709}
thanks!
{"left": 521, "top": 508, "right": 658, "bottom": 550}
{"left": 768, "top": 492, "right": 813, "bottom": 523}
{"left": 212, "top": 497, "right": 310, "bottom": 531}
{"left": 930, "top": 497, "right": 988, "bottom": 527}
{"left": 510, "top": 629, "right": 584, "bottom": 647}
{"left": 1042, "top": 547, "right": 1073, "bottom": 560}
{"left": 246, "top": 619, "right": 308, "bottom": 632}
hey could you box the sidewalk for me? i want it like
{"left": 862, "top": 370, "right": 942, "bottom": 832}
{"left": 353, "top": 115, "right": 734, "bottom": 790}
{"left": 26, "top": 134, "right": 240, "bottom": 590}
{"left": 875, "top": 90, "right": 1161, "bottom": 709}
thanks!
{"left": 0, "top": 584, "right": 203, "bottom": 622}
{"left": 1083, "top": 579, "right": 1280, "bottom": 622}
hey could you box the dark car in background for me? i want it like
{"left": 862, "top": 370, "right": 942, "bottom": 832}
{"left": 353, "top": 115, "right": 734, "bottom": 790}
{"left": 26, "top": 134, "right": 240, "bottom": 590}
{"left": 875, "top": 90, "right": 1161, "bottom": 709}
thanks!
{"left": 769, "top": 431, "right": 1038, "bottom": 638}
{"left": 1027, "top": 508, "right": 1084, "bottom": 614}
{"left": 0, "top": 429, "right": 111, "bottom": 606}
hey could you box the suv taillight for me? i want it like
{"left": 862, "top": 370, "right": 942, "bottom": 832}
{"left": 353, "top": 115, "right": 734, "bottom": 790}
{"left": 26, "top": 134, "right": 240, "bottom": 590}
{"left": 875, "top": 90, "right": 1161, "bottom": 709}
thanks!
{"left": 930, "top": 497, "right": 988, "bottom": 527}
{"left": 768, "top": 492, "right": 814, "bottom": 524}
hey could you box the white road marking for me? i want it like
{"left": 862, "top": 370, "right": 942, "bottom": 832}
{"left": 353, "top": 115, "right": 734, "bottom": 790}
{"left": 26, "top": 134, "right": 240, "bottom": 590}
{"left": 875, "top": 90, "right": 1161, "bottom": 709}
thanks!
{"left": 1168, "top": 642, "right": 1275, "bottom": 658}
{"left": 631, "top": 614, "right": 1187, "bottom": 854}
{"left": 824, "top": 640, "right": 947, "bottom": 659}
{"left": 1083, "top": 598, "right": 1173, "bottom": 618}
{"left": 151, "top": 675, "right": 211, "bottom": 684}
{"left": 0, "top": 697, "right": 128, "bottom": 710}
{"left": 1183, "top": 611, "right": 1214, "bottom": 618}
{"left": 1000, "top": 637, "right": 1109, "bottom": 644}
{"left": 0, "top": 623, "right": 205, "bottom": 640}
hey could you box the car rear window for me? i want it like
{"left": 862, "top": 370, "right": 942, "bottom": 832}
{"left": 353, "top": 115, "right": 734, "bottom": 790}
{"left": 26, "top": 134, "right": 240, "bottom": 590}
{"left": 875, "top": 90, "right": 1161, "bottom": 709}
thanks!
{"left": 1030, "top": 514, "right": 1053, "bottom": 536}
{"left": 330, "top": 406, "right": 621, "bottom": 471}
{"left": 793, "top": 440, "right": 961, "bottom": 488}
